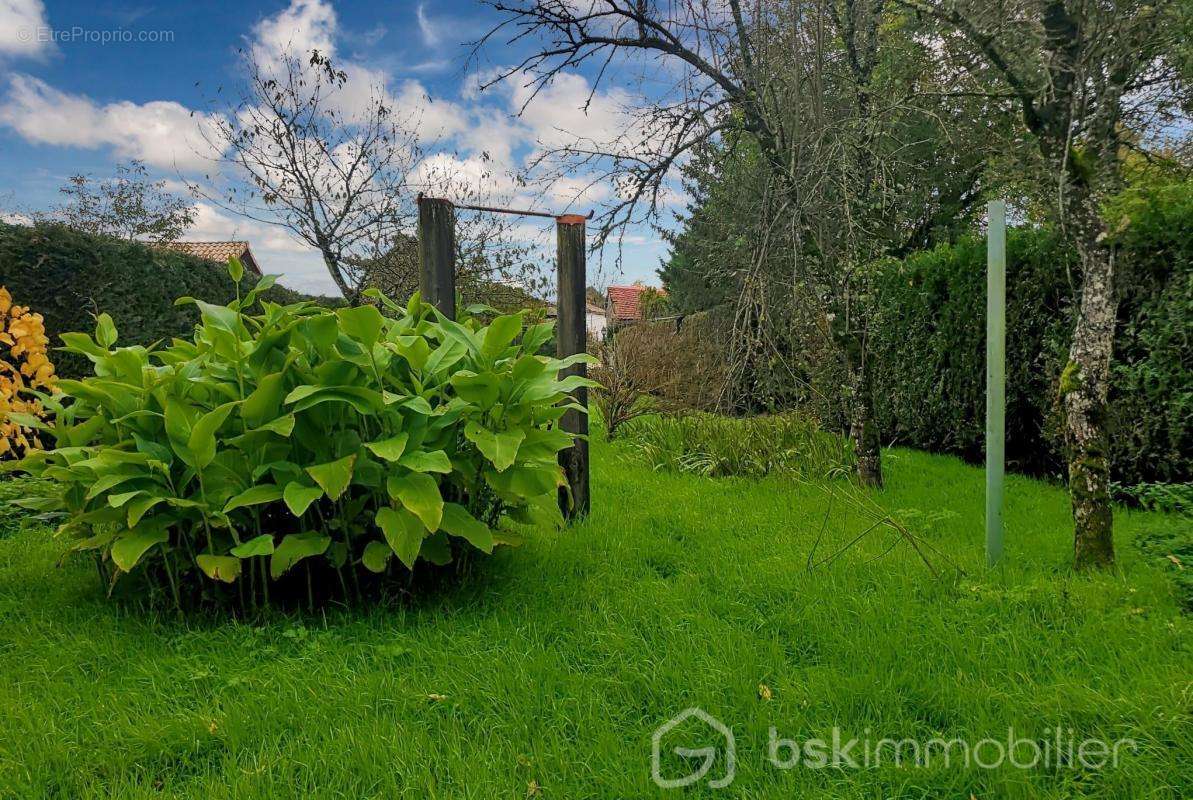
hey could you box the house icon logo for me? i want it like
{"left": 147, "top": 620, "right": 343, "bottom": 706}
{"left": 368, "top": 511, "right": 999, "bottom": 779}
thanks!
{"left": 651, "top": 707, "right": 736, "bottom": 789}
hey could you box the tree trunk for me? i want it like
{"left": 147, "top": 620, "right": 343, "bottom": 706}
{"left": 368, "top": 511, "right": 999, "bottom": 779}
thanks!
{"left": 847, "top": 361, "right": 883, "bottom": 488}
{"left": 1063, "top": 210, "right": 1117, "bottom": 570}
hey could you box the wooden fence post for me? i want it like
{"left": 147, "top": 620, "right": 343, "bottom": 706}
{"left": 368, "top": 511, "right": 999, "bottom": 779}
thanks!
{"left": 556, "top": 214, "right": 590, "bottom": 520}
{"left": 418, "top": 195, "right": 456, "bottom": 319}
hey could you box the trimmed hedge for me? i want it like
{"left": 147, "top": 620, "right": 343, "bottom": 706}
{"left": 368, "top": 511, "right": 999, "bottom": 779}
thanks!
{"left": 868, "top": 182, "right": 1191, "bottom": 485}
{"left": 0, "top": 222, "right": 339, "bottom": 378}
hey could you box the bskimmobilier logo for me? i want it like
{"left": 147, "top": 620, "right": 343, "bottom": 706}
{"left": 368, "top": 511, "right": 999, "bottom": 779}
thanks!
{"left": 651, "top": 707, "right": 736, "bottom": 789}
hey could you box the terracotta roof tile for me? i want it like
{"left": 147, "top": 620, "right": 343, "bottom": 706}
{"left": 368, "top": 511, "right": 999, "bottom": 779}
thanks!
{"left": 606, "top": 284, "right": 666, "bottom": 321}
{"left": 165, "top": 241, "right": 261, "bottom": 275}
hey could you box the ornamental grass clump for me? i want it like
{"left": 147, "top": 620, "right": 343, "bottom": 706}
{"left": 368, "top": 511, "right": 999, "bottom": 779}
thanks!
{"left": 0, "top": 286, "right": 56, "bottom": 458}
{"left": 7, "top": 259, "right": 594, "bottom": 610}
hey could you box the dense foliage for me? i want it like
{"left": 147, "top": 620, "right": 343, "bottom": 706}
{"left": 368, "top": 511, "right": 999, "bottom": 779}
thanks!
{"left": 7, "top": 261, "right": 592, "bottom": 610}
{"left": 869, "top": 181, "right": 1192, "bottom": 486}
{"left": 0, "top": 222, "right": 336, "bottom": 378}
{"left": 659, "top": 179, "right": 1191, "bottom": 488}
{"left": 0, "top": 286, "right": 55, "bottom": 458}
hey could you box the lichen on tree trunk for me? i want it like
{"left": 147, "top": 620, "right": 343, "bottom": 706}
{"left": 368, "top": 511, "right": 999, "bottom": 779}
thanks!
{"left": 1063, "top": 213, "right": 1117, "bottom": 570}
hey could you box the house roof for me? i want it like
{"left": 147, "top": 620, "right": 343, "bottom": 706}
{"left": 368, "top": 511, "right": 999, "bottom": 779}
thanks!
{"left": 166, "top": 241, "right": 261, "bottom": 275}
{"left": 606, "top": 284, "right": 666, "bottom": 321}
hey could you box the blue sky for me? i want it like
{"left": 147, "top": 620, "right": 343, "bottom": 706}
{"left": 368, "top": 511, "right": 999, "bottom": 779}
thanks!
{"left": 0, "top": 0, "right": 674, "bottom": 295}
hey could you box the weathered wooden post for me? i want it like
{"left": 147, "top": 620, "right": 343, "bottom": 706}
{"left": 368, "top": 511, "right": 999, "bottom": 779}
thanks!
{"left": 418, "top": 195, "right": 456, "bottom": 319}
{"left": 556, "top": 214, "right": 590, "bottom": 520}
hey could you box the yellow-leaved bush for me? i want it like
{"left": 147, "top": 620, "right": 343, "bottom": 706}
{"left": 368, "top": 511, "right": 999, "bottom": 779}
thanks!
{"left": 0, "top": 286, "right": 55, "bottom": 458}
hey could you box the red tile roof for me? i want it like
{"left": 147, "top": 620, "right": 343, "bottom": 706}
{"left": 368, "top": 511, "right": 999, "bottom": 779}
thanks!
{"left": 606, "top": 284, "right": 666, "bottom": 321}
{"left": 165, "top": 241, "right": 261, "bottom": 275}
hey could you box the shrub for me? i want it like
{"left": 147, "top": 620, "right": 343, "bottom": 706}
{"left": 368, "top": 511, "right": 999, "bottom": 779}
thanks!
{"left": 619, "top": 411, "right": 853, "bottom": 480}
{"left": 0, "top": 286, "right": 56, "bottom": 458}
{"left": 8, "top": 261, "right": 594, "bottom": 610}
{"left": 592, "top": 313, "right": 728, "bottom": 437}
{"left": 0, "top": 221, "right": 339, "bottom": 378}
{"left": 867, "top": 181, "right": 1192, "bottom": 486}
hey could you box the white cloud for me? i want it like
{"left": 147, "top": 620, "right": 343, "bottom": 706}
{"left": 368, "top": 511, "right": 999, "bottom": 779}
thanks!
{"left": 0, "top": 0, "right": 50, "bottom": 58}
{"left": 0, "top": 74, "right": 222, "bottom": 171}
{"left": 250, "top": 0, "right": 337, "bottom": 66}
{"left": 415, "top": 3, "right": 440, "bottom": 47}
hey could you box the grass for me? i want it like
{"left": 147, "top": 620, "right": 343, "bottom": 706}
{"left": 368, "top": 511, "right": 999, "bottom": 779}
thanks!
{"left": 0, "top": 437, "right": 1189, "bottom": 798}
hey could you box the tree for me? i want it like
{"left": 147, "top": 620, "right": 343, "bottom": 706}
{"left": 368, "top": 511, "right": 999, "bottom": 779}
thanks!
{"left": 898, "top": 0, "right": 1189, "bottom": 567}
{"left": 198, "top": 50, "right": 422, "bottom": 303}
{"left": 481, "top": 0, "right": 996, "bottom": 486}
{"left": 56, "top": 160, "right": 195, "bottom": 244}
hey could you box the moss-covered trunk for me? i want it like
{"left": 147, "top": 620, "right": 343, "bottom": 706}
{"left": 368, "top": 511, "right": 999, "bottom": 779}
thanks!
{"left": 1064, "top": 206, "right": 1117, "bottom": 569}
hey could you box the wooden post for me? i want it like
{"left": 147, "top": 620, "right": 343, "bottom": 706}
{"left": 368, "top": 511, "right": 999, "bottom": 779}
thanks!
{"left": 986, "top": 200, "right": 1006, "bottom": 566}
{"left": 418, "top": 195, "right": 456, "bottom": 319}
{"left": 556, "top": 214, "right": 590, "bottom": 520}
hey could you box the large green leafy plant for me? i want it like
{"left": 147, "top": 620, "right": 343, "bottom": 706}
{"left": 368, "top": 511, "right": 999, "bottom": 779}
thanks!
{"left": 9, "top": 260, "right": 593, "bottom": 609}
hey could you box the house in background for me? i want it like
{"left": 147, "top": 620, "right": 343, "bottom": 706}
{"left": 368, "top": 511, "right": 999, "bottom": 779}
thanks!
{"left": 585, "top": 301, "right": 608, "bottom": 339}
{"left": 545, "top": 300, "right": 609, "bottom": 341}
{"left": 605, "top": 283, "right": 667, "bottom": 329}
{"left": 165, "top": 241, "right": 263, "bottom": 276}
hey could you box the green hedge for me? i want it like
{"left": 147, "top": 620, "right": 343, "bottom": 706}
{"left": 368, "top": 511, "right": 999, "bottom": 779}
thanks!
{"left": 0, "top": 222, "right": 338, "bottom": 378}
{"left": 868, "top": 182, "right": 1191, "bottom": 485}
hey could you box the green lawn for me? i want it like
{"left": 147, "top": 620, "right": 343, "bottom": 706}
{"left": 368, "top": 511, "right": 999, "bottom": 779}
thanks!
{"left": 0, "top": 440, "right": 1189, "bottom": 798}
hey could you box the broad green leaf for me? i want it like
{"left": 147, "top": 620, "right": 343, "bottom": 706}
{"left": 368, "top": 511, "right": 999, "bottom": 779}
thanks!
{"left": 285, "top": 385, "right": 383, "bottom": 415}
{"left": 231, "top": 534, "right": 275, "bottom": 558}
{"left": 257, "top": 414, "right": 295, "bottom": 437}
{"left": 108, "top": 489, "right": 144, "bottom": 508}
{"left": 386, "top": 472, "right": 443, "bottom": 531}
{"left": 451, "top": 371, "right": 500, "bottom": 407}
{"left": 423, "top": 338, "right": 467, "bottom": 375}
{"left": 419, "top": 531, "right": 453, "bottom": 565}
{"left": 270, "top": 532, "right": 331, "bottom": 579}
{"left": 337, "top": 305, "right": 384, "bottom": 349}
{"left": 193, "top": 299, "right": 241, "bottom": 334}
{"left": 95, "top": 313, "right": 118, "bottom": 348}
{"left": 242, "top": 372, "right": 286, "bottom": 427}
{"left": 482, "top": 313, "right": 523, "bottom": 358}
{"left": 305, "top": 454, "right": 356, "bottom": 501}
{"left": 283, "top": 482, "right": 324, "bottom": 517}
{"left": 439, "top": 503, "right": 494, "bottom": 553}
{"left": 111, "top": 526, "right": 169, "bottom": 572}
{"left": 302, "top": 314, "right": 339, "bottom": 351}
{"left": 188, "top": 401, "right": 238, "bottom": 469}
{"left": 227, "top": 255, "right": 244, "bottom": 283}
{"left": 126, "top": 494, "right": 165, "bottom": 527}
{"left": 464, "top": 421, "right": 525, "bottom": 472}
{"left": 197, "top": 554, "right": 241, "bottom": 583}
{"left": 364, "top": 432, "right": 410, "bottom": 462}
{"left": 376, "top": 506, "right": 425, "bottom": 569}
{"left": 223, "top": 483, "right": 285, "bottom": 513}
{"left": 390, "top": 336, "right": 431, "bottom": 371}
{"left": 398, "top": 449, "right": 452, "bottom": 474}
{"left": 361, "top": 540, "right": 392, "bottom": 573}
{"left": 164, "top": 398, "right": 198, "bottom": 464}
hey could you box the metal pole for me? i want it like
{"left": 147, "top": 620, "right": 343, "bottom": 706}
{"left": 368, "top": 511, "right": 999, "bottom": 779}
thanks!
{"left": 986, "top": 200, "right": 1006, "bottom": 566}
{"left": 418, "top": 195, "right": 456, "bottom": 319}
{"left": 556, "top": 214, "right": 590, "bottom": 520}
